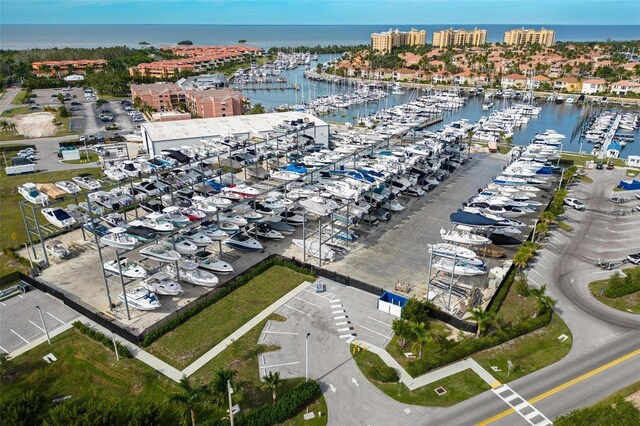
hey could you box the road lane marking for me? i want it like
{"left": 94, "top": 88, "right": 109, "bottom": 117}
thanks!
{"left": 10, "top": 329, "right": 29, "bottom": 344}
{"left": 477, "top": 348, "right": 640, "bottom": 425}
{"left": 0, "top": 345, "right": 8, "bottom": 353}
{"left": 340, "top": 334, "right": 355, "bottom": 339}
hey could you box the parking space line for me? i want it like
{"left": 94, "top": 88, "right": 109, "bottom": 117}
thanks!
{"left": 359, "top": 325, "right": 393, "bottom": 339}
{"left": 332, "top": 309, "right": 345, "bottom": 314}
{"left": 0, "top": 345, "right": 7, "bottom": 354}
{"left": 261, "top": 330, "right": 299, "bottom": 335}
{"left": 47, "top": 312, "right": 67, "bottom": 325}
{"left": 367, "top": 316, "right": 392, "bottom": 327}
{"left": 331, "top": 304, "right": 343, "bottom": 309}
{"left": 260, "top": 361, "right": 300, "bottom": 369}
{"left": 10, "top": 329, "right": 29, "bottom": 344}
{"left": 0, "top": 301, "right": 6, "bottom": 306}
{"left": 337, "top": 327, "right": 353, "bottom": 332}
{"left": 332, "top": 299, "right": 341, "bottom": 303}
{"left": 334, "top": 315, "right": 347, "bottom": 320}
{"left": 336, "top": 321, "right": 349, "bottom": 326}
{"left": 282, "top": 304, "right": 311, "bottom": 316}
{"left": 340, "top": 334, "right": 355, "bottom": 339}
{"left": 346, "top": 335, "right": 356, "bottom": 344}
{"left": 17, "top": 295, "right": 24, "bottom": 299}
{"left": 293, "top": 297, "right": 321, "bottom": 308}
{"left": 29, "top": 320, "right": 45, "bottom": 333}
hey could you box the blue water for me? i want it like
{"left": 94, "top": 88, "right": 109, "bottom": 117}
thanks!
{"left": 1, "top": 24, "right": 639, "bottom": 50}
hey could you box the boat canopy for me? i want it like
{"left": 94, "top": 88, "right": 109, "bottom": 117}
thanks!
{"left": 450, "top": 211, "right": 498, "bottom": 227}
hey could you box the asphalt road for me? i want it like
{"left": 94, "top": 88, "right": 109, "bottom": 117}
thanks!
{"left": 0, "top": 87, "right": 21, "bottom": 114}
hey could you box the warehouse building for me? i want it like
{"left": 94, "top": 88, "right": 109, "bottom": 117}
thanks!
{"left": 140, "top": 112, "right": 329, "bottom": 156}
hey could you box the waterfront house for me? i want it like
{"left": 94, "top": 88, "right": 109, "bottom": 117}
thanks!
{"left": 373, "top": 68, "right": 394, "bottom": 80}
{"left": 32, "top": 59, "right": 108, "bottom": 76}
{"left": 431, "top": 70, "right": 451, "bottom": 85}
{"left": 393, "top": 68, "right": 416, "bottom": 81}
{"left": 453, "top": 70, "right": 474, "bottom": 85}
{"left": 530, "top": 75, "right": 551, "bottom": 89}
{"left": 605, "top": 142, "right": 621, "bottom": 158}
{"left": 581, "top": 78, "right": 607, "bottom": 95}
{"left": 610, "top": 80, "right": 640, "bottom": 95}
{"left": 501, "top": 74, "right": 527, "bottom": 89}
{"left": 626, "top": 155, "right": 640, "bottom": 168}
{"left": 554, "top": 77, "right": 582, "bottom": 93}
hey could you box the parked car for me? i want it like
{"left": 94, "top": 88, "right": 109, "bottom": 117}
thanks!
{"left": 564, "top": 197, "right": 585, "bottom": 210}
{"left": 607, "top": 161, "right": 615, "bottom": 170}
{"left": 627, "top": 253, "right": 640, "bottom": 265}
{"left": 595, "top": 162, "right": 604, "bottom": 170}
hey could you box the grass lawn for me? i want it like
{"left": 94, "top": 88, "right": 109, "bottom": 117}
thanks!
{"left": 98, "top": 94, "right": 131, "bottom": 101}
{"left": 386, "top": 321, "right": 452, "bottom": 369}
{"left": 0, "top": 132, "right": 25, "bottom": 142}
{"left": 280, "top": 394, "right": 328, "bottom": 426}
{"left": 472, "top": 315, "right": 572, "bottom": 383}
{"left": 353, "top": 347, "right": 490, "bottom": 406}
{"left": 578, "top": 174, "right": 593, "bottom": 183}
{"left": 1, "top": 106, "right": 33, "bottom": 117}
{"left": 61, "top": 152, "right": 99, "bottom": 164}
{"left": 556, "top": 220, "right": 574, "bottom": 232}
{"left": 613, "top": 186, "right": 625, "bottom": 192}
{"left": 190, "top": 313, "right": 324, "bottom": 421}
{"left": 627, "top": 169, "right": 640, "bottom": 177}
{"left": 148, "top": 265, "right": 314, "bottom": 369}
{"left": 0, "top": 168, "right": 100, "bottom": 275}
{"left": 0, "top": 328, "right": 177, "bottom": 423}
{"left": 588, "top": 267, "right": 640, "bottom": 314}
{"left": 498, "top": 146, "right": 512, "bottom": 155}
{"left": 554, "top": 381, "right": 640, "bottom": 425}
{"left": 561, "top": 153, "right": 627, "bottom": 168}
{"left": 11, "top": 90, "right": 29, "bottom": 105}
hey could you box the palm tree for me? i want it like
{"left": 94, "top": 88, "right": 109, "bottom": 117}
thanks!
{"left": 467, "top": 307, "right": 493, "bottom": 337}
{"left": 39, "top": 64, "right": 51, "bottom": 76}
{"left": 539, "top": 211, "right": 556, "bottom": 225}
{"left": 512, "top": 245, "right": 533, "bottom": 270}
{"left": 262, "top": 371, "right": 281, "bottom": 403}
{"left": 410, "top": 322, "right": 432, "bottom": 359}
{"left": 529, "top": 285, "right": 556, "bottom": 315}
{"left": 391, "top": 318, "right": 413, "bottom": 349}
{"left": 0, "top": 120, "right": 8, "bottom": 133}
{"left": 53, "top": 65, "right": 61, "bottom": 78}
{"left": 535, "top": 221, "right": 550, "bottom": 240}
{"left": 209, "top": 367, "right": 235, "bottom": 407}
{"left": 168, "top": 376, "right": 211, "bottom": 426}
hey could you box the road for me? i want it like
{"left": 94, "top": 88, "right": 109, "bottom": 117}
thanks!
{"left": 0, "top": 87, "right": 21, "bottom": 114}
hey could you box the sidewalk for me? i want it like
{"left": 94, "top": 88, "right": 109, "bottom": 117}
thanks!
{"left": 357, "top": 340, "right": 501, "bottom": 391}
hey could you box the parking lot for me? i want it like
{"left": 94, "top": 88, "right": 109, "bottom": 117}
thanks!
{"left": 0, "top": 287, "right": 79, "bottom": 354}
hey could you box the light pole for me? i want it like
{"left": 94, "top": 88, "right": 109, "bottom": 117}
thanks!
{"left": 35, "top": 305, "right": 51, "bottom": 344}
{"left": 228, "top": 380, "right": 235, "bottom": 426}
{"left": 305, "top": 332, "right": 311, "bottom": 382}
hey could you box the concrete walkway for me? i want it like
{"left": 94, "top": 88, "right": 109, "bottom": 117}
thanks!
{"left": 182, "top": 280, "right": 315, "bottom": 376}
{"left": 357, "top": 340, "right": 500, "bottom": 391}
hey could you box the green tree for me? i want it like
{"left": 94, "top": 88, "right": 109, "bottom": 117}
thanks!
{"left": 262, "top": 371, "right": 281, "bottom": 403}
{"left": 401, "top": 298, "right": 434, "bottom": 324}
{"left": 127, "top": 403, "right": 163, "bottom": 426}
{"left": 529, "top": 284, "right": 556, "bottom": 315}
{"left": 168, "top": 376, "right": 212, "bottom": 426}
{"left": 514, "top": 272, "right": 530, "bottom": 297}
{"left": 209, "top": 367, "right": 235, "bottom": 406}
{"left": 44, "top": 399, "right": 118, "bottom": 426}
{"left": 410, "top": 322, "right": 432, "bottom": 359}
{"left": 247, "top": 103, "right": 266, "bottom": 115}
{"left": 391, "top": 318, "right": 414, "bottom": 349}
{"left": 0, "top": 390, "right": 43, "bottom": 426}
{"left": 467, "top": 307, "right": 493, "bottom": 337}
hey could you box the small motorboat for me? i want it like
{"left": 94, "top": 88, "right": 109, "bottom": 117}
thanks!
{"left": 492, "top": 226, "right": 522, "bottom": 235}
{"left": 125, "top": 223, "right": 158, "bottom": 242}
{"left": 261, "top": 218, "right": 295, "bottom": 235}
{"left": 429, "top": 243, "right": 477, "bottom": 260}
{"left": 222, "top": 184, "right": 259, "bottom": 199}
{"left": 163, "top": 206, "right": 190, "bottom": 227}
{"left": 42, "top": 208, "right": 76, "bottom": 228}
{"left": 140, "top": 272, "right": 184, "bottom": 296}
{"left": 45, "top": 240, "right": 70, "bottom": 259}
{"left": 180, "top": 207, "right": 207, "bottom": 221}
{"left": 100, "top": 227, "right": 138, "bottom": 250}
{"left": 140, "top": 200, "right": 164, "bottom": 213}
{"left": 191, "top": 196, "right": 218, "bottom": 214}
{"left": 253, "top": 202, "right": 276, "bottom": 216}
{"left": 218, "top": 213, "right": 248, "bottom": 227}
{"left": 166, "top": 260, "right": 219, "bottom": 287}
{"left": 55, "top": 180, "right": 81, "bottom": 195}
{"left": 224, "top": 232, "right": 263, "bottom": 252}
{"left": 104, "top": 257, "right": 147, "bottom": 278}
{"left": 433, "top": 259, "right": 486, "bottom": 276}
{"left": 18, "top": 183, "right": 49, "bottom": 205}
{"left": 181, "top": 230, "right": 213, "bottom": 247}
{"left": 217, "top": 221, "right": 240, "bottom": 234}
{"left": 192, "top": 251, "right": 234, "bottom": 274}
{"left": 139, "top": 212, "right": 174, "bottom": 232}
{"left": 140, "top": 244, "right": 181, "bottom": 263}
{"left": 170, "top": 239, "right": 199, "bottom": 255}
{"left": 72, "top": 174, "right": 101, "bottom": 190}
{"left": 199, "top": 221, "right": 228, "bottom": 241}
{"left": 293, "top": 239, "right": 335, "bottom": 261}
{"left": 280, "top": 210, "right": 305, "bottom": 225}
{"left": 485, "top": 233, "right": 522, "bottom": 246}
{"left": 237, "top": 208, "right": 263, "bottom": 222}
{"left": 440, "top": 227, "right": 490, "bottom": 246}
{"left": 104, "top": 168, "right": 127, "bottom": 182}
{"left": 119, "top": 286, "right": 161, "bottom": 311}
{"left": 261, "top": 197, "right": 286, "bottom": 213}
{"left": 251, "top": 223, "right": 284, "bottom": 239}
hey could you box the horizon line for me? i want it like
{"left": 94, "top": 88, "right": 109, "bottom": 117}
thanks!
{"left": 4, "top": 23, "right": 640, "bottom": 26}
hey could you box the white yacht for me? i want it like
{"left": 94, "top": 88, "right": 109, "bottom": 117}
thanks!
{"left": 119, "top": 286, "right": 161, "bottom": 311}
{"left": 140, "top": 272, "right": 184, "bottom": 296}
{"left": 55, "top": 180, "right": 81, "bottom": 195}
{"left": 18, "top": 183, "right": 49, "bottom": 205}
{"left": 140, "top": 244, "right": 181, "bottom": 262}
{"left": 42, "top": 208, "right": 76, "bottom": 228}
{"left": 104, "top": 258, "right": 148, "bottom": 278}
{"left": 100, "top": 227, "right": 138, "bottom": 250}
{"left": 166, "top": 260, "right": 219, "bottom": 287}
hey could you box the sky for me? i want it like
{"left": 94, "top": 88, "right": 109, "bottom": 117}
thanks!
{"left": 2, "top": 0, "right": 639, "bottom": 25}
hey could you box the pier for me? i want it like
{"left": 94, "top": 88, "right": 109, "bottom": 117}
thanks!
{"left": 595, "top": 114, "right": 621, "bottom": 159}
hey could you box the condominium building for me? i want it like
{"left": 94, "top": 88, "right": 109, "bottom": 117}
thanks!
{"left": 185, "top": 89, "right": 245, "bottom": 118}
{"left": 32, "top": 59, "right": 108, "bottom": 76}
{"left": 130, "top": 83, "right": 186, "bottom": 111}
{"left": 503, "top": 28, "right": 555, "bottom": 47}
{"left": 371, "top": 28, "right": 427, "bottom": 54}
{"left": 432, "top": 28, "right": 487, "bottom": 48}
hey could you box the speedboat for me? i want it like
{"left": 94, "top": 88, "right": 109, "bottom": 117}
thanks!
{"left": 217, "top": 221, "right": 241, "bottom": 234}
{"left": 119, "top": 286, "right": 161, "bottom": 311}
{"left": 429, "top": 243, "right": 477, "bottom": 260}
{"left": 251, "top": 223, "right": 284, "bottom": 239}
{"left": 237, "top": 208, "right": 263, "bottom": 223}
{"left": 433, "top": 259, "right": 486, "bottom": 276}
{"left": 253, "top": 202, "right": 276, "bottom": 216}
{"left": 280, "top": 210, "right": 305, "bottom": 225}
{"left": 163, "top": 207, "right": 190, "bottom": 228}
{"left": 125, "top": 223, "right": 158, "bottom": 242}
{"left": 292, "top": 239, "right": 335, "bottom": 261}
{"left": 440, "top": 227, "right": 490, "bottom": 246}
{"left": 104, "top": 257, "right": 147, "bottom": 278}
{"left": 18, "top": 183, "right": 49, "bottom": 205}
{"left": 171, "top": 239, "right": 199, "bottom": 255}
{"left": 140, "top": 272, "right": 183, "bottom": 296}
{"left": 261, "top": 217, "right": 295, "bottom": 235}
{"left": 180, "top": 207, "right": 207, "bottom": 221}
{"left": 191, "top": 196, "right": 218, "bottom": 214}
{"left": 182, "top": 229, "right": 213, "bottom": 247}
{"left": 104, "top": 168, "right": 128, "bottom": 182}
{"left": 192, "top": 251, "right": 234, "bottom": 274}
{"left": 166, "top": 260, "right": 219, "bottom": 287}
{"left": 45, "top": 240, "right": 70, "bottom": 259}
{"left": 55, "top": 180, "right": 81, "bottom": 195}
{"left": 261, "top": 197, "right": 286, "bottom": 213}
{"left": 222, "top": 184, "right": 259, "bottom": 199}
{"left": 42, "top": 208, "right": 76, "bottom": 228}
{"left": 139, "top": 212, "right": 174, "bottom": 232}
{"left": 100, "top": 227, "right": 138, "bottom": 250}
{"left": 218, "top": 213, "right": 248, "bottom": 227}
{"left": 72, "top": 174, "right": 101, "bottom": 190}
{"left": 224, "top": 232, "right": 263, "bottom": 252}
{"left": 140, "top": 244, "right": 181, "bottom": 262}
{"left": 200, "top": 221, "right": 228, "bottom": 241}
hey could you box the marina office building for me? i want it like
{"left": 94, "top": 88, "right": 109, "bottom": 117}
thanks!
{"left": 431, "top": 28, "right": 487, "bottom": 48}
{"left": 503, "top": 27, "right": 555, "bottom": 47}
{"left": 371, "top": 28, "right": 427, "bottom": 54}
{"left": 140, "top": 112, "right": 329, "bottom": 156}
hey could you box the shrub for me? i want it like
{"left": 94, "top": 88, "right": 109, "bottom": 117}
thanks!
{"left": 401, "top": 298, "right": 436, "bottom": 323}
{"left": 514, "top": 272, "right": 530, "bottom": 297}
{"left": 72, "top": 321, "right": 132, "bottom": 358}
{"left": 486, "top": 266, "right": 516, "bottom": 315}
{"left": 204, "top": 381, "right": 321, "bottom": 426}
{"left": 603, "top": 270, "right": 640, "bottom": 298}
{"left": 0, "top": 390, "right": 43, "bottom": 426}
{"left": 369, "top": 365, "right": 399, "bottom": 383}
{"left": 140, "top": 258, "right": 316, "bottom": 347}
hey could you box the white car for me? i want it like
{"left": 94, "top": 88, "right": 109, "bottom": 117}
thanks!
{"left": 635, "top": 193, "right": 640, "bottom": 200}
{"left": 627, "top": 253, "right": 640, "bottom": 265}
{"left": 564, "top": 197, "right": 585, "bottom": 210}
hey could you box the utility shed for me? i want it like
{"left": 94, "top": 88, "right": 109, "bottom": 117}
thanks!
{"left": 377, "top": 291, "right": 408, "bottom": 318}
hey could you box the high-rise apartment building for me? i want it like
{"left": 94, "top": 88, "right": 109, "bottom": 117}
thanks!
{"left": 503, "top": 28, "right": 555, "bottom": 47}
{"left": 431, "top": 28, "right": 488, "bottom": 48}
{"left": 371, "top": 28, "right": 427, "bottom": 54}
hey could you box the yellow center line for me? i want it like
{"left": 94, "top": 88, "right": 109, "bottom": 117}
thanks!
{"left": 476, "top": 348, "right": 640, "bottom": 426}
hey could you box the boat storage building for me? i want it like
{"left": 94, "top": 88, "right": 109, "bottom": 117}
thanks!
{"left": 140, "top": 112, "right": 329, "bottom": 156}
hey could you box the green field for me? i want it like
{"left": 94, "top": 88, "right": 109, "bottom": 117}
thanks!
{"left": 589, "top": 267, "right": 640, "bottom": 314}
{"left": 0, "top": 328, "right": 178, "bottom": 424}
{"left": 148, "top": 265, "right": 314, "bottom": 369}
{"left": 352, "top": 347, "right": 490, "bottom": 406}
{"left": 61, "top": 152, "right": 99, "bottom": 164}
{"left": 11, "top": 90, "right": 29, "bottom": 105}
{"left": 1, "top": 106, "right": 33, "bottom": 117}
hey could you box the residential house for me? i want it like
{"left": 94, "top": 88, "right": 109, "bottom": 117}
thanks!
{"left": 373, "top": 68, "right": 394, "bottom": 80}
{"left": 393, "top": 68, "right": 416, "bottom": 81}
{"left": 530, "top": 75, "right": 551, "bottom": 89}
{"left": 431, "top": 70, "right": 451, "bottom": 85}
{"left": 610, "top": 80, "right": 640, "bottom": 95}
{"left": 501, "top": 74, "right": 527, "bottom": 89}
{"left": 581, "top": 78, "right": 607, "bottom": 94}
{"left": 554, "top": 77, "right": 582, "bottom": 93}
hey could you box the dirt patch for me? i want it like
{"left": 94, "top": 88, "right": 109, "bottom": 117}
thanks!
{"left": 626, "top": 389, "right": 640, "bottom": 409}
{"left": 8, "top": 112, "right": 58, "bottom": 138}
